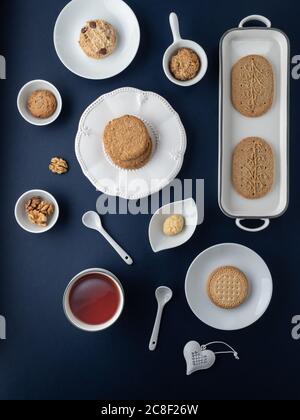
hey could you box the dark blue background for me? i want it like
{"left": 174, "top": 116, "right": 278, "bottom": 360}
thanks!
{"left": 1, "top": 0, "right": 300, "bottom": 401}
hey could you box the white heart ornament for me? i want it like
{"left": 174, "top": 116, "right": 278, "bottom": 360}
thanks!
{"left": 184, "top": 341, "right": 216, "bottom": 375}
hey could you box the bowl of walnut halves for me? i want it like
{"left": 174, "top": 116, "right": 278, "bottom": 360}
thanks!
{"left": 14, "top": 189, "right": 59, "bottom": 233}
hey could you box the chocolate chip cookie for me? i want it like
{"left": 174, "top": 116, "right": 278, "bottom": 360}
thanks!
{"left": 79, "top": 20, "right": 117, "bottom": 59}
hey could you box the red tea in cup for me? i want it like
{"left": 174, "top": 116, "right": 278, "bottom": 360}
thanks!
{"left": 64, "top": 269, "right": 124, "bottom": 331}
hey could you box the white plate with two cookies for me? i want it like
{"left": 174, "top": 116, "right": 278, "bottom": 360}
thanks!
{"left": 54, "top": 0, "right": 140, "bottom": 79}
{"left": 185, "top": 243, "right": 273, "bottom": 331}
{"left": 219, "top": 15, "right": 290, "bottom": 232}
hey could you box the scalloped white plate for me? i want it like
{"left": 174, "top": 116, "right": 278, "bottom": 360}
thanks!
{"left": 75, "top": 87, "right": 187, "bottom": 199}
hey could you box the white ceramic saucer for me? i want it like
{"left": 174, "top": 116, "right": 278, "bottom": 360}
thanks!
{"left": 185, "top": 243, "right": 273, "bottom": 331}
{"left": 54, "top": 0, "right": 140, "bottom": 79}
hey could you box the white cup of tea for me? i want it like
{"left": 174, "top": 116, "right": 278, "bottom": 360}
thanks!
{"left": 63, "top": 268, "right": 124, "bottom": 332}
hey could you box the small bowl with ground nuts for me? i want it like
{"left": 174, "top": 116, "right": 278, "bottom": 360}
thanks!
{"left": 14, "top": 189, "right": 59, "bottom": 233}
{"left": 163, "top": 13, "right": 208, "bottom": 87}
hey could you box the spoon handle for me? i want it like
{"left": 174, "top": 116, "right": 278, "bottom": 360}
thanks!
{"left": 98, "top": 228, "right": 133, "bottom": 265}
{"left": 169, "top": 12, "right": 181, "bottom": 42}
{"left": 149, "top": 306, "right": 163, "bottom": 351}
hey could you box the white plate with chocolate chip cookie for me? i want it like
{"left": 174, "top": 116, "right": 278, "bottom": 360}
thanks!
{"left": 54, "top": 0, "right": 140, "bottom": 79}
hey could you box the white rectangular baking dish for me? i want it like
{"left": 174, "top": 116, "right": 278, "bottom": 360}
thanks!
{"left": 219, "top": 15, "right": 290, "bottom": 232}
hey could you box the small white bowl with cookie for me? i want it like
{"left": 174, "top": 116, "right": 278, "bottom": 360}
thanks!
{"left": 17, "top": 80, "right": 62, "bottom": 126}
{"left": 15, "top": 189, "right": 59, "bottom": 233}
{"left": 163, "top": 13, "right": 208, "bottom": 87}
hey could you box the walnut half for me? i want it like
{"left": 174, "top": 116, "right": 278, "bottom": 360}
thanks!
{"left": 49, "top": 157, "right": 68, "bottom": 174}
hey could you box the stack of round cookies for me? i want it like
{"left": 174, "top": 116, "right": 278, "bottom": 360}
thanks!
{"left": 103, "top": 115, "right": 152, "bottom": 170}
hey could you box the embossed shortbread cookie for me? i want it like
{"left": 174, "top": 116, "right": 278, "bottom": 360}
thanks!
{"left": 79, "top": 20, "right": 117, "bottom": 59}
{"left": 231, "top": 55, "right": 274, "bottom": 117}
{"left": 112, "top": 142, "right": 152, "bottom": 170}
{"left": 103, "top": 115, "right": 152, "bottom": 170}
{"left": 207, "top": 266, "right": 249, "bottom": 309}
{"left": 232, "top": 137, "right": 274, "bottom": 199}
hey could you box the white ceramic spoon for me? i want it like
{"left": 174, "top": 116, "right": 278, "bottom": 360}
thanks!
{"left": 149, "top": 286, "right": 173, "bottom": 351}
{"left": 82, "top": 211, "right": 133, "bottom": 266}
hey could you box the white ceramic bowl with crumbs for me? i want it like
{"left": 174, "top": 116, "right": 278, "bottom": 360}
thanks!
{"left": 17, "top": 80, "right": 62, "bottom": 126}
{"left": 15, "top": 189, "right": 59, "bottom": 234}
{"left": 163, "top": 13, "right": 208, "bottom": 87}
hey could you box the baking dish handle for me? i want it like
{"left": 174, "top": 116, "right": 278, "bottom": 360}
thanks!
{"left": 236, "top": 218, "right": 270, "bottom": 232}
{"left": 239, "top": 15, "right": 271, "bottom": 29}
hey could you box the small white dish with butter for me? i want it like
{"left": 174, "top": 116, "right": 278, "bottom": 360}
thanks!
{"left": 149, "top": 198, "right": 198, "bottom": 253}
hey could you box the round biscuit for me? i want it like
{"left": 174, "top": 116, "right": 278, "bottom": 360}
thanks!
{"left": 207, "top": 266, "right": 249, "bottom": 309}
{"left": 103, "top": 115, "right": 151, "bottom": 163}
{"left": 112, "top": 140, "right": 153, "bottom": 170}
